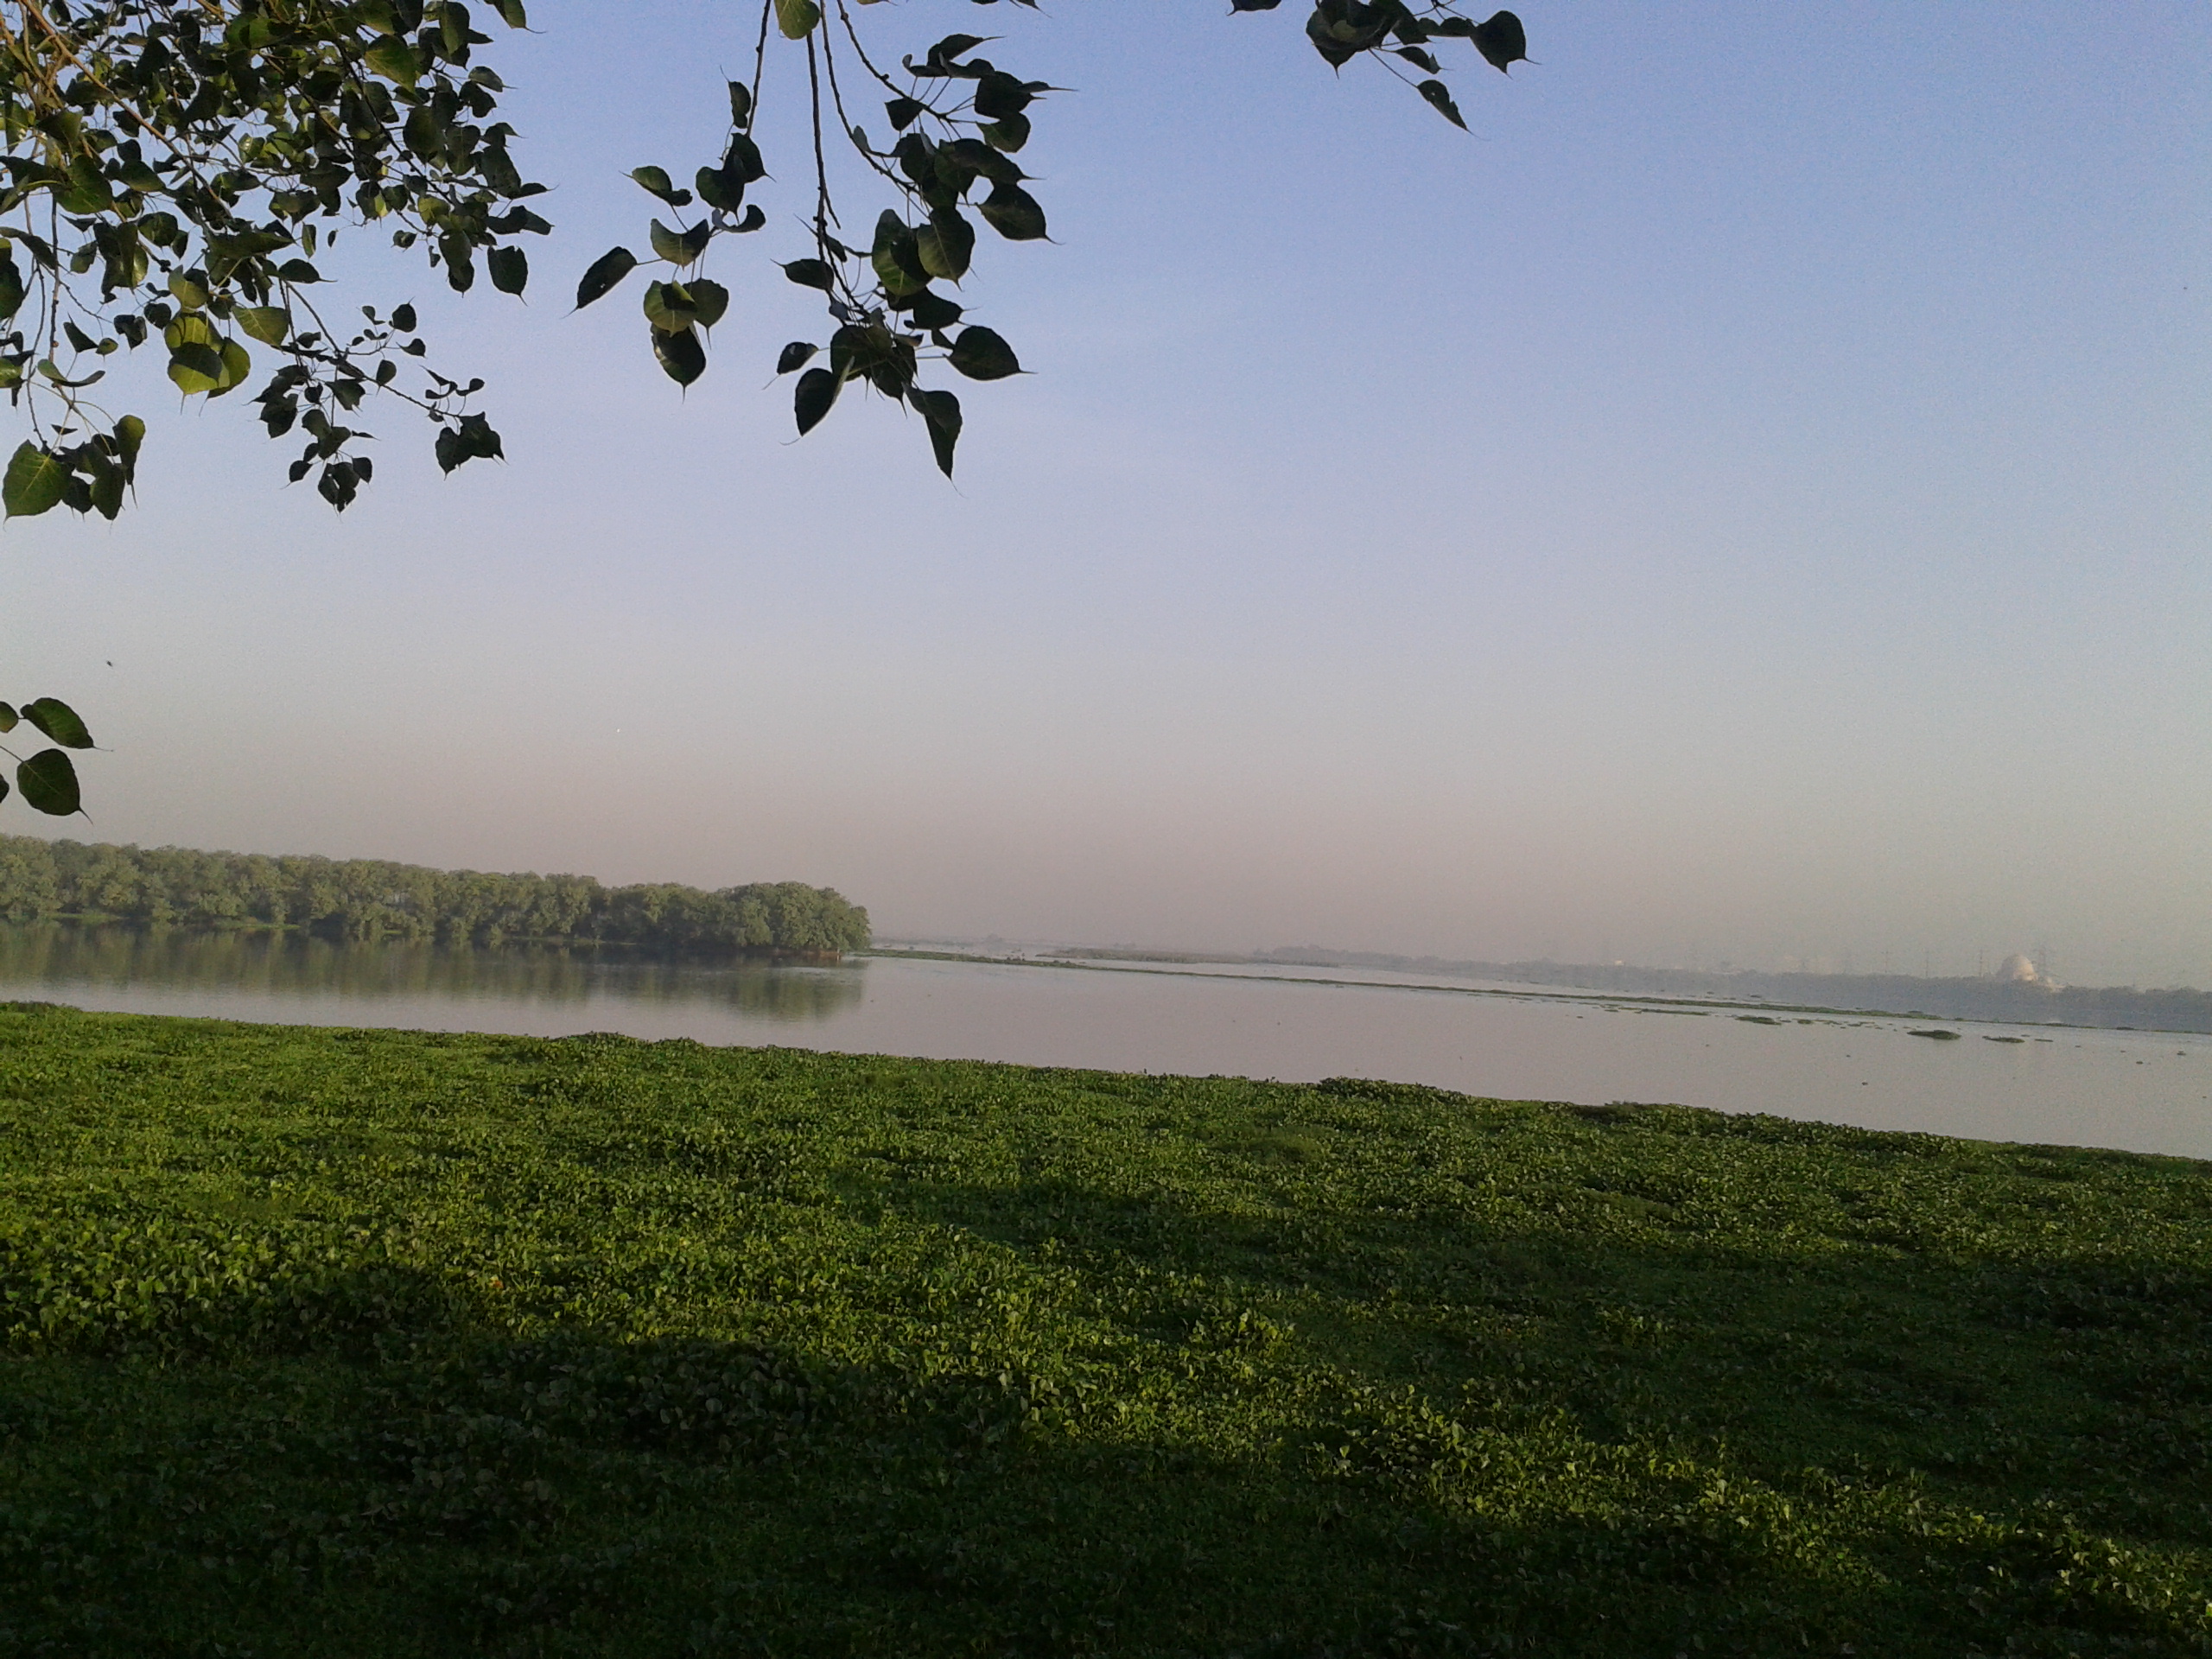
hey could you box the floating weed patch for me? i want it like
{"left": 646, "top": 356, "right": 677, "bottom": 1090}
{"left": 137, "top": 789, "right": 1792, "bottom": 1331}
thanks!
{"left": 1, "top": 1007, "right": 2209, "bottom": 1655}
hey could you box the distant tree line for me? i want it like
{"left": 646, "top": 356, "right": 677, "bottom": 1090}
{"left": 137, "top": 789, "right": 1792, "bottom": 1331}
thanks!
{"left": 1256, "top": 949, "right": 2212, "bottom": 1036}
{"left": 0, "top": 838, "right": 869, "bottom": 956}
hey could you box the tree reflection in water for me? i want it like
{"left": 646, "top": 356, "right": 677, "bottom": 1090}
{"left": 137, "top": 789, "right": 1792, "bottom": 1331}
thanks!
{"left": 0, "top": 925, "right": 866, "bottom": 1023}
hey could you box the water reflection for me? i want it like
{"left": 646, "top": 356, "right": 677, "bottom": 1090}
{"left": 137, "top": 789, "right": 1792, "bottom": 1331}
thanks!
{"left": 2, "top": 927, "right": 2206, "bottom": 1160}
{"left": 0, "top": 925, "right": 866, "bottom": 1022}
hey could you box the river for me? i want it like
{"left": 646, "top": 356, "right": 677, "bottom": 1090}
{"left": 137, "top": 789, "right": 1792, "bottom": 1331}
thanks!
{"left": 2, "top": 926, "right": 2206, "bottom": 1160}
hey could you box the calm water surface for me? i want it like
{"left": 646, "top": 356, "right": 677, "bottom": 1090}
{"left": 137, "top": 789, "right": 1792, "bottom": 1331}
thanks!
{"left": 3, "top": 927, "right": 2208, "bottom": 1160}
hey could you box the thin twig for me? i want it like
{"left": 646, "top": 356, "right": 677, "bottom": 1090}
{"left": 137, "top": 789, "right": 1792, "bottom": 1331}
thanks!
{"left": 817, "top": 17, "right": 904, "bottom": 193}
{"left": 804, "top": 34, "right": 837, "bottom": 244}
{"left": 747, "top": 0, "right": 771, "bottom": 142}
{"left": 831, "top": 0, "right": 918, "bottom": 102}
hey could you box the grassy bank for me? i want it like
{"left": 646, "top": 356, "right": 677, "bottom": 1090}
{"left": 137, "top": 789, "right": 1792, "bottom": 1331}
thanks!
{"left": 3, "top": 1007, "right": 2209, "bottom": 1656}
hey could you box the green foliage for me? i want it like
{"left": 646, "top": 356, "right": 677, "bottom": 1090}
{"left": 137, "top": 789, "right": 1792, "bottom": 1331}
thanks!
{"left": 1, "top": 1010, "right": 2209, "bottom": 1654}
{"left": 0, "top": 0, "right": 544, "bottom": 519}
{"left": 582, "top": 1, "right": 1527, "bottom": 479}
{"left": 0, "top": 2, "right": 1533, "bottom": 815}
{"left": 0, "top": 833, "right": 872, "bottom": 950}
{"left": 0, "top": 694, "right": 89, "bottom": 817}
{"left": 0, "top": 2, "right": 1524, "bottom": 505}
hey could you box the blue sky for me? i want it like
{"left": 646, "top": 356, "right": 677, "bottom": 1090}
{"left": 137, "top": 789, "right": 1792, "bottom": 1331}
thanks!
{"left": 6, "top": 2, "right": 2208, "bottom": 984}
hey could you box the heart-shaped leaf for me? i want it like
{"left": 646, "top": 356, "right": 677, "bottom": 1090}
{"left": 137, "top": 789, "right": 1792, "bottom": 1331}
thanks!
{"left": 978, "top": 183, "right": 1047, "bottom": 242}
{"left": 910, "top": 386, "right": 962, "bottom": 478}
{"left": 235, "top": 306, "right": 291, "bottom": 345}
{"left": 905, "top": 290, "right": 964, "bottom": 332}
{"left": 642, "top": 280, "right": 698, "bottom": 333}
{"left": 941, "top": 139, "right": 1026, "bottom": 187}
{"left": 686, "top": 278, "right": 729, "bottom": 330}
{"left": 724, "top": 135, "right": 767, "bottom": 186}
{"left": 777, "top": 341, "right": 819, "bottom": 374}
{"left": 16, "top": 748, "right": 80, "bottom": 817}
{"left": 794, "top": 365, "right": 840, "bottom": 435}
{"left": 947, "top": 325, "right": 1020, "bottom": 381}
{"left": 167, "top": 342, "right": 226, "bottom": 395}
{"left": 3, "top": 442, "right": 68, "bottom": 518}
{"left": 1416, "top": 79, "right": 1466, "bottom": 130}
{"left": 488, "top": 245, "right": 529, "bottom": 295}
{"left": 21, "top": 697, "right": 92, "bottom": 748}
{"left": 653, "top": 324, "right": 707, "bottom": 386}
{"left": 926, "top": 33, "right": 989, "bottom": 66}
{"left": 981, "top": 113, "right": 1029, "bottom": 154}
{"left": 576, "top": 247, "right": 638, "bottom": 308}
{"left": 1471, "top": 10, "right": 1527, "bottom": 72}
{"left": 649, "top": 219, "right": 711, "bottom": 267}
{"left": 917, "top": 211, "right": 976, "bottom": 280}
{"left": 213, "top": 338, "right": 251, "bottom": 396}
{"left": 363, "top": 36, "right": 422, "bottom": 86}
{"left": 696, "top": 164, "right": 745, "bottom": 213}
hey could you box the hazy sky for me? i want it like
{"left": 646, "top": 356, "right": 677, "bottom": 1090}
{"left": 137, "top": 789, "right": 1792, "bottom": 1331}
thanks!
{"left": 5, "top": 3, "right": 2207, "bottom": 985}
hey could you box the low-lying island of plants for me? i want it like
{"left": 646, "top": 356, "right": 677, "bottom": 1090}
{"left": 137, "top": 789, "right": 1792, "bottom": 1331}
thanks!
{"left": 3, "top": 1005, "right": 2208, "bottom": 1656}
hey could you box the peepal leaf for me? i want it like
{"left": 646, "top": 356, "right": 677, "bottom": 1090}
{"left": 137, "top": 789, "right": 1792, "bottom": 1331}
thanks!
{"left": 653, "top": 326, "right": 707, "bottom": 386}
{"left": 917, "top": 212, "right": 976, "bottom": 281}
{"left": 168, "top": 342, "right": 225, "bottom": 395}
{"left": 911, "top": 386, "right": 962, "bottom": 478}
{"left": 1416, "top": 79, "right": 1466, "bottom": 130}
{"left": 629, "top": 166, "right": 684, "bottom": 205}
{"left": 794, "top": 366, "right": 840, "bottom": 435}
{"left": 363, "top": 36, "right": 422, "bottom": 86}
{"left": 16, "top": 748, "right": 80, "bottom": 817}
{"left": 236, "top": 307, "right": 291, "bottom": 346}
{"left": 1471, "top": 10, "right": 1528, "bottom": 72}
{"left": 575, "top": 246, "right": 639, "bottom": 309}
{"left": 777, "top": 341, "right": 819, "bottom": 374}
{"left": 686, "top": 279, "right": 730, "bottom": 329}
{"left": 3, "top": 442, "right": 68, "bottom": 518}
{"left": 643, "top": 281, "right": 697, "bottom": 332}
{"left": 977, "top": 183, "right": 1048, "bottom": 242}
{"left": 649, "top": 219, "right": 710, "bottom": 267}
{"left": 488, "top": 245, "right": 529, "bottom": 296}
{"left": 696, "top": 164, "right": 746, "bottom": 213}
{"left": 947, "top": 326, "right": 1020, "bottom": 381}
{"left": 21, "top": 697, "right": 92, "bottom": 749}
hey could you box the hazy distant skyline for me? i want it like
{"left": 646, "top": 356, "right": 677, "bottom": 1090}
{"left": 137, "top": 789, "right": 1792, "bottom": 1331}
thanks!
{"left": 6, "top": 3, "right": 2207, "bottom": 988}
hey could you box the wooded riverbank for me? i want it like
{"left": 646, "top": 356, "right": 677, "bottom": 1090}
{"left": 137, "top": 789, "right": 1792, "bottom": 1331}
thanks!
{"left": 0, "top": 835, "right": 869, "bottom": 955}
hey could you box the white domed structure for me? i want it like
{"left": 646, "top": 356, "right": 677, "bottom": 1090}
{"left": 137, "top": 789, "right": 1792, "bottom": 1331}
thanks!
{"left": 1997, "top": 953, "right": 2039, "bottom": 982}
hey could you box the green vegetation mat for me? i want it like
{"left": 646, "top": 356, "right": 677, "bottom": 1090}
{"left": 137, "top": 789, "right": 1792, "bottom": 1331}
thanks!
{"left": 3, "top": 1007, "right": 2209, "bottom": 1656}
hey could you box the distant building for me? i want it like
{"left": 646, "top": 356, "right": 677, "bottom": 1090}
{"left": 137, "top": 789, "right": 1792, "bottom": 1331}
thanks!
{"left": 1995, "top": 952, "right": 2060, "bottom": 988}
